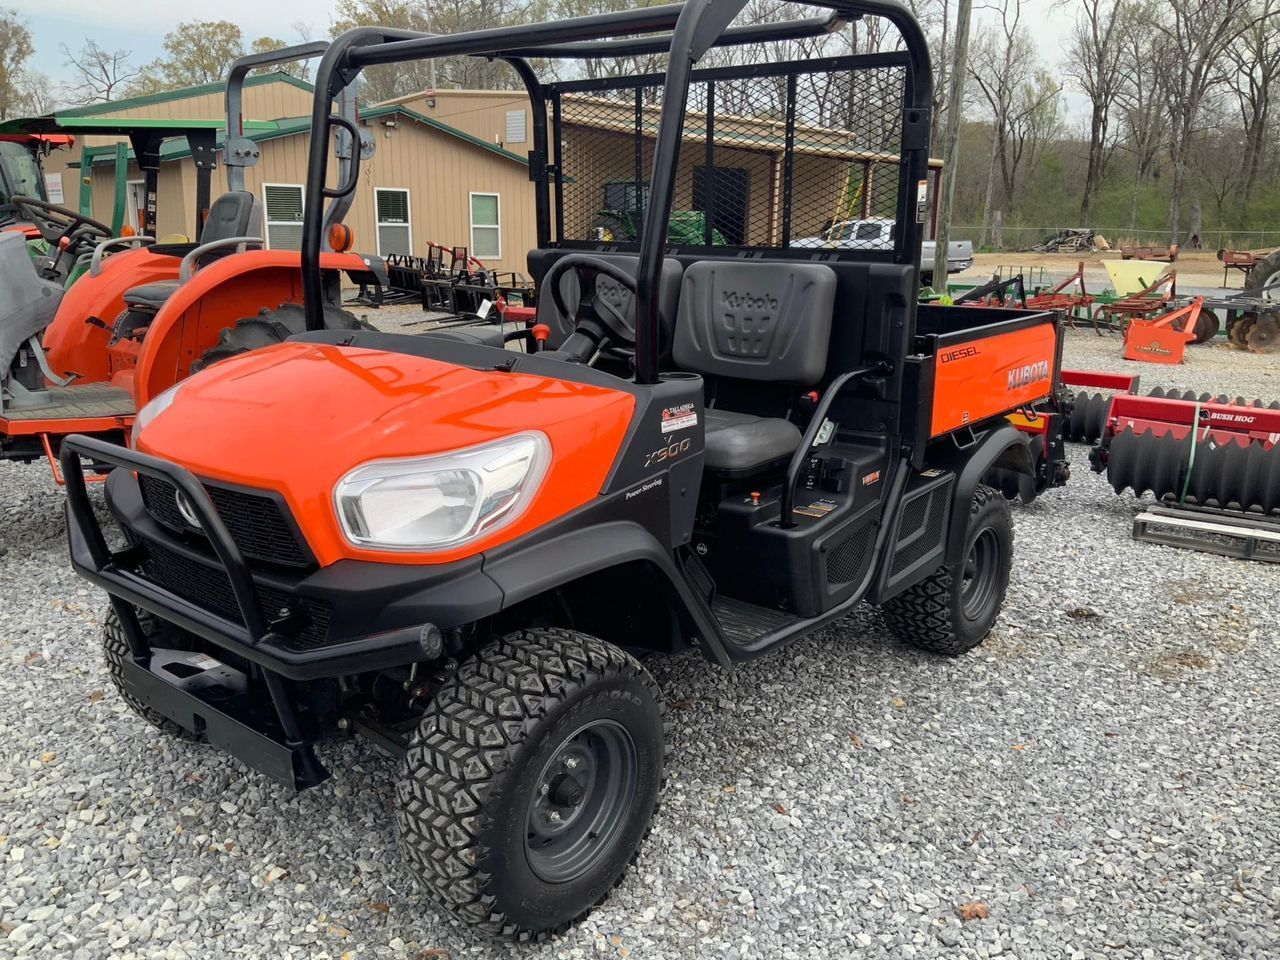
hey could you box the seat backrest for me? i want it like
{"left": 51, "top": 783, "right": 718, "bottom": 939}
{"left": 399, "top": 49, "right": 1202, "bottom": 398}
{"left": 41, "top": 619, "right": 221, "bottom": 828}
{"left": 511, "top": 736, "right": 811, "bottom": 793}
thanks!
{"left": 0, "top": 232, "right": 63, "bottom": 379}
{"left": 533, "top": 252, "right": 683, "bottom": 351}
{"left": 199, "top": 190, "right": 262, "bottom": 245}
{"left": 673, "top": 261, "right": 836, "bottom": 385}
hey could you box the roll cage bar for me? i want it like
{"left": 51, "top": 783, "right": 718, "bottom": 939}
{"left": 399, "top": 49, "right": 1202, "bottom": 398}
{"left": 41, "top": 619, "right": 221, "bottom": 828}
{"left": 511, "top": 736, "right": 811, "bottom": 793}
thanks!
{"left": 301, "top": 0, "right": 933, "bottom": 384}
{"left": 224, "top": 41, "right": 373, "bottom": 251}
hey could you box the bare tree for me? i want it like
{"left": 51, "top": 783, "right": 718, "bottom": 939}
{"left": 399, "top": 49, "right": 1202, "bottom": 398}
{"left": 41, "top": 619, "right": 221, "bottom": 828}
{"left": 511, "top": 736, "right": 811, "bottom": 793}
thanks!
{"left": 1000, "top": 69, "right": 1060, "bottom": 210}
{"left": 1224, "top": 0, "right": 1280, "bottom": 208}
{"left": 1112, "top": 8, "right": 1166, "bottom": 232}
{"left": 1153, "top": 0, "right": 1254, "bottom": 243}
{"left": 60, "top": 40, "right": 138, "bottom": 105}
{"left": 1058, "top": 0, "right": 1131, "bottom": 225}
{"left": 0, "top": 8, "right": 35, "bottom": 120}
{"left": 967, "top": 0, "right": 1033, "bottom": 245}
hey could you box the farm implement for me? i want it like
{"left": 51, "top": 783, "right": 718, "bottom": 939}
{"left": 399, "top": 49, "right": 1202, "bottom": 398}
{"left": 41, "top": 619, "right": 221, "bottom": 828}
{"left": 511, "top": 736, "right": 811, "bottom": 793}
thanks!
{"left": 1088, "top": 393, "right": 1280, "bottom": 560}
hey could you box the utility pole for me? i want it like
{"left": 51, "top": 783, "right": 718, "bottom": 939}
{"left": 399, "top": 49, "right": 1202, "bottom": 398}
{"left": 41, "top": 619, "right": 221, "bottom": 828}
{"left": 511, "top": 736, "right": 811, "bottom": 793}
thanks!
{"left": 932, "top": 0, "right": 973, "bottom": 292}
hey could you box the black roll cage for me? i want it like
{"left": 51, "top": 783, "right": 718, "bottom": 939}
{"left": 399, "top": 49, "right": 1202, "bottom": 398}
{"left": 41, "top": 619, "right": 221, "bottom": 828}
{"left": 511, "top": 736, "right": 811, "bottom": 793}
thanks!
{"left": 300, "top": 0, "right": 933, "bottom": 384}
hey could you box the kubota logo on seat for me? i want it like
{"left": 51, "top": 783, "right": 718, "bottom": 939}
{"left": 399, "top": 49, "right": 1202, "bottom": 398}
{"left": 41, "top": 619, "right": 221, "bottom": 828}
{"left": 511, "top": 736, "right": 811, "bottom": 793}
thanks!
{"left": 1007, "top": 360, "right": 1050, "bottom": 391}
{"left": 720, "top": 291, "right": 778, "bottom": 313}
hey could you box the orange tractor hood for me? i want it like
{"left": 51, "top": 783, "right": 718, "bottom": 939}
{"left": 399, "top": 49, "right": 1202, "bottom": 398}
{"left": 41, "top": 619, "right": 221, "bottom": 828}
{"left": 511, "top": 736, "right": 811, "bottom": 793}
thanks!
{"left": 136, "top": 341, "right": 637, "bottom": 565}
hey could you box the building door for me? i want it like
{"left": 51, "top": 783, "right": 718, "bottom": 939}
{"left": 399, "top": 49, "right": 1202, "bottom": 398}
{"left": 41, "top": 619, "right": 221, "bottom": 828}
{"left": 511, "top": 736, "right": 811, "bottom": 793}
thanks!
{"left": 693, "top": 166, "right": 748, "bottom": 245}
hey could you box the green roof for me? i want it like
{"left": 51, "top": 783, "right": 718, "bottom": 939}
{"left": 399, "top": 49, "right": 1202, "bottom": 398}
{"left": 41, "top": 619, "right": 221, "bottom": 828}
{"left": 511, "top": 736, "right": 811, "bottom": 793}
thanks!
{"left": 78, "top": 104, "right": 528, "bottom": 169}
{"left": 51, "top": 71, "right": 314, "bottom": 118}
{"left": 0, "top": 116, "right": 278, "bottom": 136}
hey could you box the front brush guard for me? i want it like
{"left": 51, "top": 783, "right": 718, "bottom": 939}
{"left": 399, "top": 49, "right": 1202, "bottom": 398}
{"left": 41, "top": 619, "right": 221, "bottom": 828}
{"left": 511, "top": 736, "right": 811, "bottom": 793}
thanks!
{"left": 61, "top": 435, "right": 328, "bottom": 788}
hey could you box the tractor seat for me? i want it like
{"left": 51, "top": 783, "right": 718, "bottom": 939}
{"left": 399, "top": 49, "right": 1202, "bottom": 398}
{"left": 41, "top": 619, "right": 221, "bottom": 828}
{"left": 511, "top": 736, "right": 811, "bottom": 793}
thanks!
{"left": 123, "top": 281, "right": 179, "bottom": 311}
{"left": 673, "top": 260, "right": 836, "bottom": 475}
{"left": 122, "top": 190, "right": 261, "bottom": 313}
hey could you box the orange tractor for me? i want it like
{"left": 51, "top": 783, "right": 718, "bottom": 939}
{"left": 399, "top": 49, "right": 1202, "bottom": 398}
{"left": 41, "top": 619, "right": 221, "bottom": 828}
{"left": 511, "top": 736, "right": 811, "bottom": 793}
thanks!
{"left": 0, "top": 42, "right": 380, "bottom": 476}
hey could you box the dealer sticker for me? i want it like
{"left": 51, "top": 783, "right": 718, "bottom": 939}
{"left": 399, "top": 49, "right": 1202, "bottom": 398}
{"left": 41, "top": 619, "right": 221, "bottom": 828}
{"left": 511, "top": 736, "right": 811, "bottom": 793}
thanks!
{"left": 793, "top": 498, "right": 838, "bottom": 519}
{"left": 661, "top": 403, "right": 698, "bottom": 434}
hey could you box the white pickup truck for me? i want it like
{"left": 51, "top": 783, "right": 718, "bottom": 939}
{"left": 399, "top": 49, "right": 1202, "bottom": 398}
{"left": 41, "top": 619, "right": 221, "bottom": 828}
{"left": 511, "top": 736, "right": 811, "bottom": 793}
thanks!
{"left": 791, "top": 217, "right": 974, "bottom": 279}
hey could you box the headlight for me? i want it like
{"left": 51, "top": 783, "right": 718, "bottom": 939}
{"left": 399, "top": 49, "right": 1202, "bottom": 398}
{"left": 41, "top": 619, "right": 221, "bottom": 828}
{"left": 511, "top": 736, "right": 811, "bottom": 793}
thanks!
{"left": 335, "top": 432, "right": 551, "bottom": 550}
{"left": 130, "top": 382, "right": 183, "bottom": 446}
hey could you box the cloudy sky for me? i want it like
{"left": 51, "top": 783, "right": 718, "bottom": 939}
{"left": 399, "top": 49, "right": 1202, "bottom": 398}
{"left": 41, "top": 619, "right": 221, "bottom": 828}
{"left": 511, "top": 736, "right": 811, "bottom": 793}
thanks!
{"left": 11, "top": 0, "right": 1078, "bottom": 104}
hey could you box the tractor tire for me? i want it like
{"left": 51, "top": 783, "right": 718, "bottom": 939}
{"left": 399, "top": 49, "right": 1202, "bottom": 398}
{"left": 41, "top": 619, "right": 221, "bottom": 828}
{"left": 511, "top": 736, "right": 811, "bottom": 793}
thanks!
{"left": 395, "top": 628, "right": 669, "bottom": 942}
{"left": 587, "top": 214, "right": 633, "bottom": 244}
{"left": 880, "top": 484, "right": 1013, "bottom": 656}
{"left": 191, "top": 302, "right": 363, "bottom": 372}
{"left": 1243, "top": 248, "right": 1280, "bottom": 299}
{"left": 102, "top": 607, "right": 201, "bottom": 742}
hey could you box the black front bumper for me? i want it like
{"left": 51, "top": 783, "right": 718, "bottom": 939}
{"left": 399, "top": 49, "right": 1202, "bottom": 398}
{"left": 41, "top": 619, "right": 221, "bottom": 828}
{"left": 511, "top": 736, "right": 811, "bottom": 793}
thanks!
{"left": 62, "top": 436, "right": 506, "bottom": 681}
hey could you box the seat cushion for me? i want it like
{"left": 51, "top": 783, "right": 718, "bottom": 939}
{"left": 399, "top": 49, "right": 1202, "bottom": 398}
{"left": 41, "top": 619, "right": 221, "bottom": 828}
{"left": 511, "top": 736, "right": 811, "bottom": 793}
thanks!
{"left": 703, "top": 408, "right": 802, "bottom": 473}
{"left": 122, "top": 280, "right": 180, "bottom": 312}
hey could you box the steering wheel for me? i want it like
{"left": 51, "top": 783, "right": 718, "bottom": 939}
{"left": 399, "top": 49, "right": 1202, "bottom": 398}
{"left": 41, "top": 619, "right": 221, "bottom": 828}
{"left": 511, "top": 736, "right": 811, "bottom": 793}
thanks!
{"left": 11, "top": 196, "right": 112, "bottom": 260}
{"left": 543, "top": 254, "right": 641, "bottom": 363}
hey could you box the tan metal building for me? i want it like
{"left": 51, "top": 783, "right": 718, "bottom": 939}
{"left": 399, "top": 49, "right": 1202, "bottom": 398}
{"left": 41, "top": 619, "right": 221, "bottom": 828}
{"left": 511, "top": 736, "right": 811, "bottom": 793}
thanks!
{"left": 384, "top": 87, "right": 947, "bottom": 246}
{"left": 69, "top": 74, "right": 539, "bottom": 276}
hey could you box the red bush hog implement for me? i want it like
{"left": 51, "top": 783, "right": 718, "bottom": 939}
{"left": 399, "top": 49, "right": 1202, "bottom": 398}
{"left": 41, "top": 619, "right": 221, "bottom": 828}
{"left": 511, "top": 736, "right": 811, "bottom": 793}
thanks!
{"left": 1, "top": 42, "right": 381, "bottom": 479}
{"left": 1089, "top": 394, "right": 1280, "bottom": 560}
{"left": 62, "top": 0, "right": 1064, "bottom": 939}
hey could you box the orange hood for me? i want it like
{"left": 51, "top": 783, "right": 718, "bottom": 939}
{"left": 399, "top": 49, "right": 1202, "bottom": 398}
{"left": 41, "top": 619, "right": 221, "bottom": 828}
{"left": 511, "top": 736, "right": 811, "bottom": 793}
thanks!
{"left": 137, "top": 341, "right": 636, "bottom": 565}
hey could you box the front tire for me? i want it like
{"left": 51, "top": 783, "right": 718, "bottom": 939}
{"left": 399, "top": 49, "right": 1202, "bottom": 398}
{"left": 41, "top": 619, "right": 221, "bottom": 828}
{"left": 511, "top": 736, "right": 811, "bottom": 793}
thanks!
{"left": 395, "top": 628, "right": 669, "bottom": 941}
{"left": 881, "top": 484, "right": 1013, "bottom": 656}
{"left": 102, "top": 608, "right": 200, "bottom": 741}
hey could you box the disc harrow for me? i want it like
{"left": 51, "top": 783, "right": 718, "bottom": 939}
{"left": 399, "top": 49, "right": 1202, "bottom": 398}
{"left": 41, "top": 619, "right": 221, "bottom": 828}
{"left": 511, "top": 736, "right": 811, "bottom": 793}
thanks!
{"left": 1060, "top": 371, "right": 1278, "bottom": 444}
{"left": 1089, "top": 395, "right": 1280, "bottom": 516}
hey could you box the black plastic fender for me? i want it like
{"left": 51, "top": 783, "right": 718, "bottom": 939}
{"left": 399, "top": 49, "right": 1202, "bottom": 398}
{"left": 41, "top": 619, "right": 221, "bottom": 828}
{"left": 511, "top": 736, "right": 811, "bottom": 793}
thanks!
{"left": 939, "top": 423, "right": 1032, "bottom": 565}
{"left": 481, "top": 519, "right": 732, "bottom": 667}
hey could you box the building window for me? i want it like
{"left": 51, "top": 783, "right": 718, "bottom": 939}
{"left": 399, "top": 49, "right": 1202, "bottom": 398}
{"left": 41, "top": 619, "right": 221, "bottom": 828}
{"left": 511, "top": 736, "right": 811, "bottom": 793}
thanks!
{"left": 505, "top": 110, "right": 527, "bottom": 144}
{"left": 375, "top": 188, "right": 412, "bottom": 256}
{"left": 262, "top": 183, "right": 304, "bottom": 250}
{"left": 470, "top": 192, "right": 500, "bottom": 260}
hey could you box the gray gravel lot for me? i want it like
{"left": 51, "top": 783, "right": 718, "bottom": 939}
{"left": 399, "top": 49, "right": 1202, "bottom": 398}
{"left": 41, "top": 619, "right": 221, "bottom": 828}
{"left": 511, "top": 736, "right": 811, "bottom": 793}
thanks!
{"left": 2, "top": 329, "right": 1278, "bottom": 960}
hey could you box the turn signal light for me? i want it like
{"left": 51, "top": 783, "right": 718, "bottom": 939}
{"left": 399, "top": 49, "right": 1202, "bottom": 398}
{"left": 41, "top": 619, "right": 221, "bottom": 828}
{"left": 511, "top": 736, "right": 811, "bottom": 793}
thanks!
{"left": 327, "top": 223, "right": 354, "bottom": 253}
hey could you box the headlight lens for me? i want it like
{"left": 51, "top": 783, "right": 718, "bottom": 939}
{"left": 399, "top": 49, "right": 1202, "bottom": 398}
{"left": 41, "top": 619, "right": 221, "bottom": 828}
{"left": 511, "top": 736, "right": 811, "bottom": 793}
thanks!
{"left": 130, "top": 382, "right": 183, "bottom": 446}
{"left": 335, "top": 432, "right": 551, "bottom": 550}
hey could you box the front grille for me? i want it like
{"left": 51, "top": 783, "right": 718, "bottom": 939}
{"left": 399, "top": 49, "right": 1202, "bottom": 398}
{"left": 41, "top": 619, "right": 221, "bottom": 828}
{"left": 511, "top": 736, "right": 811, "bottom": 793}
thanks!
{"left": 140, "top": 538, "right": 332, "bottom": 651}
{"left": 139, "top": 474, "right": 311, "bottom": 568}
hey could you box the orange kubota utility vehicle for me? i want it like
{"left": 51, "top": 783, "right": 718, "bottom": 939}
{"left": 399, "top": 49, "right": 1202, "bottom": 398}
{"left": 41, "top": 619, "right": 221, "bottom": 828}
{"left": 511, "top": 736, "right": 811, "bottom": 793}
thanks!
{"left": 63, "top": 0, "right": 1063, "bottom": 940}
{"left": 1, "top": 42, "right": 379, "bottom": 474}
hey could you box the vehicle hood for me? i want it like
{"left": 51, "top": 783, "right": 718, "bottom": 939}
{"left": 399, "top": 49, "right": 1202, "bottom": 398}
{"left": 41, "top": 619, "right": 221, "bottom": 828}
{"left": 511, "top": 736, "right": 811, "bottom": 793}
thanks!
{"left": 136, "top": 341, "right": 637, "bottom": 565}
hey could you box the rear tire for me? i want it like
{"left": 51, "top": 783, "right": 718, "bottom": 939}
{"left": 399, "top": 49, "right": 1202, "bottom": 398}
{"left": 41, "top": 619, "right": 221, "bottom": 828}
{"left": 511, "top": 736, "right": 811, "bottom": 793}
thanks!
{"left": 191, "top": 302, "right": 363, "bottom": 372}
{"left": 1243, "top": 248, "right": 1280, "bottom": 299}
{"left": 395, "top": 628, "right": 668, "bottom": 941}
{"left": 881, "top": 484, "right": 1013, "bottom": 656}
{"left": 102, "top": 608, "right": 200, "bottom": 741}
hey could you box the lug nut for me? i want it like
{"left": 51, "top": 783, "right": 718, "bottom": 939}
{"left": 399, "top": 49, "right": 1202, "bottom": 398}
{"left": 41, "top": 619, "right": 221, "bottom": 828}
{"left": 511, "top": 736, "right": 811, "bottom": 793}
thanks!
{"left": 548, "top": 810, "right": 562, "bottom": 822}
{"left": 564, "top": 756, "right": 579, "bottom": 770}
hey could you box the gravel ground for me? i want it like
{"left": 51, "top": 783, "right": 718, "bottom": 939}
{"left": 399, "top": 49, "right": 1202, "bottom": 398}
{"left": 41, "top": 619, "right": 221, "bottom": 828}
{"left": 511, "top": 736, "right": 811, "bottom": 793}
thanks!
{"left": 2, "top": 329, "right": 1279, "bottom": 960}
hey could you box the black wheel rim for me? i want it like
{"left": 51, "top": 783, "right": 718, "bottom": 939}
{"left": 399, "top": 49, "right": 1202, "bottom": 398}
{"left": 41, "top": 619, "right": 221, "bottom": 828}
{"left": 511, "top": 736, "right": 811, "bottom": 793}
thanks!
{"left": 525, "top": 719, "right": 637, "bottom": 884}
{"left": 961, "top": 528, "right": 1000, "bottom": 621}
